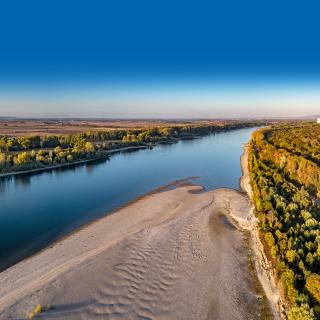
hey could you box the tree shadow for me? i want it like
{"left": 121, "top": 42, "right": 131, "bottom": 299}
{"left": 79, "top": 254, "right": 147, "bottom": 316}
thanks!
{"left": 40, "top": 299, "right": 94, "bottom": 319}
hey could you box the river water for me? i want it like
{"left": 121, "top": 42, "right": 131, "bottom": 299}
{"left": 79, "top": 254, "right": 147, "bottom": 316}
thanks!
{"left": 0, "top": 127, "right": 256, "bottom": 271}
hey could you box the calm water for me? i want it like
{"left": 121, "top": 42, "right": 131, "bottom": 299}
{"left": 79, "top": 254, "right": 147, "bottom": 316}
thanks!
{"left": 0, "top": 127, "right": 256, "bottom": 270}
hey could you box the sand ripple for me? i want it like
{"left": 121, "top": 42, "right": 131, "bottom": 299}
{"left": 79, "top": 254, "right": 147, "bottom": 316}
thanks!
{"left": 0, "top": 186, "right": 265, "bottom": 319}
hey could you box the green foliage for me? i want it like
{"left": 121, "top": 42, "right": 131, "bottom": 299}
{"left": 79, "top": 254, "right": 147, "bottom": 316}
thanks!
{"left": 28, "top": 304, "right": 43, "bottom": 319}
{"left": 306, "top": 274, "right": 320, "bottom": 305}
{"left": 288, "top": 304, "right": 315, "bottom": 320}
{"left": 84, "top": 142, "right": 95, "bottom": 153}
{"left": 264, "top": 232, "right": 275, "bottom": 248}
{"left": 281, "top": 268, "right": 298, "bottom": 303}
{"left": 27, "top": 303, "right": 54, "bottom": 319}
{"left": 0, "top": 121, "right": 261, "bottom": 174}
{"left": 14, "top": 152, "right": 30, "bottom": 166}
{"left": 249, "top": 123, "right": 320, "bottom": 318}
{"left": 286, "top": 250, "right": 297, "bottom": 263}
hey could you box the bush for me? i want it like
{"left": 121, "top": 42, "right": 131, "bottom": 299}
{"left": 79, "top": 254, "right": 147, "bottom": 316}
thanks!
{"left": 288, "top": 304, "right": 315, "bottom": 320}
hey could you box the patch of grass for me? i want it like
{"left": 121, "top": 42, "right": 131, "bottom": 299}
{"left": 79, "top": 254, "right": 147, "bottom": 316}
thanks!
{"left": 27, "top": 303, "right": 53, "bottom": 319}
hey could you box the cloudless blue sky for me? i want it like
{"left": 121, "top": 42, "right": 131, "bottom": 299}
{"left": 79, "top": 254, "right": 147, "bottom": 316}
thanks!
{"left": 1, "top": 0, "right": 320, "bottom": 117}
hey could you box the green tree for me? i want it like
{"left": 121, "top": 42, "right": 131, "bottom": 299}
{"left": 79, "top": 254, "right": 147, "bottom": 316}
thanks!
{"left": 306, "top": 274, "right": 320, "bottom": 304}
{"left": 286, "top": 250, "right": 297, "bottom": 263}
{"left": 84, "top": 142, "right": 94, "bottom": 153}
{"left": 288, "top": 304, "right": 315, "bottom": 320}
{"left": 14, "top": 152, "right": 30, "bottom": 166}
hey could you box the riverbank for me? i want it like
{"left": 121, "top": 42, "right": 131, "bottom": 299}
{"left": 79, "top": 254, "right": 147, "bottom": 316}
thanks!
{"left": 0, "top": 145, "right": 150, "bottom": 178}
{"left": 240, "top": 143, "right": 285, "bottom": 319}
{"left": 0, "top": 184, "right": 271, "bottom": 319}
{"left": 0, "top": 124, "right": 263, "bottom": 179}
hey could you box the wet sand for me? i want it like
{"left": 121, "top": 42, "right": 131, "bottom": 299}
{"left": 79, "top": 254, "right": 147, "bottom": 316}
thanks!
{"left": 0, "top": 184, "right": 268, "bottom": 319}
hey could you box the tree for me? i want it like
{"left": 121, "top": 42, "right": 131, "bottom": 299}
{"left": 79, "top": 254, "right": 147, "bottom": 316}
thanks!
{"left": 0, "top": 152, "right": 5, "bottom": 164}
{"left": 264, "top": 232, "right": 275, "bottom": 248}
{"left": 6, "top": 139, "right": 14, "bottom": 151}
{"left": 306, "top": 274, "right": 320, "bottom": 304}
{"left": 0, "top": 152, "right": 6, "bottom": 170}
{"left": 18, "top": 137, "right": 31, "bottom": 150}
{"left": 14, "top": 152, "right": 30, "bottom": 166}
{"left": 288, "top": 304, "right": 315, "bottom": 320}
{"left": 54, "top": 146, "right": 62, "bottom": 154}
{"left": 306, "top": 252, "right": 314, "bottom": 267}
{"left": 84, "top": 142, "right": 94, "bottom": 153}
{"left": 286, "top": 250, "right": 297, "bottom": 263}
{"left": 0, "top": 139, "right": 6, "bottom": 151}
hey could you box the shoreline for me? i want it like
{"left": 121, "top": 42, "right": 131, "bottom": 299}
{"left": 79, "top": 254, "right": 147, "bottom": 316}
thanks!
{"left": 0, "top": 145, "right": 150, "bottom": 178}
{"left": 0, "top": 128, "right": 277, "bottom": 319}
{"left": 0, "top": 184, "right": 272, "bottom": 319}
{"left": 240, "top": 142, "right": 285, "bottom": 319}
{"left": 0, "top": 127, "right": 260, "bottom": 179}
{"left": 0, "top": 176, "right": 199, "bottom": 273}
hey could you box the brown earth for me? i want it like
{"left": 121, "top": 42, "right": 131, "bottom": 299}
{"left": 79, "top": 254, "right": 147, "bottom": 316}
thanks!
{"left": 0, "top": 119, "right": 228, "bottom": 136}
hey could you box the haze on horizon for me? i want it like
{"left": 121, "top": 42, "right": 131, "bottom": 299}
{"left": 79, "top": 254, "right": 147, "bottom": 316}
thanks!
{"left": 1, "top": 79, "right": 320, "bottom": 119}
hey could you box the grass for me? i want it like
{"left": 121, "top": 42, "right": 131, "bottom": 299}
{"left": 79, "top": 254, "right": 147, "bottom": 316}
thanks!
{"left": 27, "top": 303, "right": 53, "bottom": 319}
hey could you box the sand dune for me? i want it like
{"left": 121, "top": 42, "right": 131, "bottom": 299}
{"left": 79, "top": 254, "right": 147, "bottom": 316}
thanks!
{"left": 0, "top": 186, "right": 267, "bottom": 319}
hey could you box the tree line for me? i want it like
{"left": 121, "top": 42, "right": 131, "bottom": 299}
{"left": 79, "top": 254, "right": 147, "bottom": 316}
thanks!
{"left": 249, "top": 123, "right": 320, "bottom": 319}
{"left": 0, "top": 121, "right": 261, "bottom": 174}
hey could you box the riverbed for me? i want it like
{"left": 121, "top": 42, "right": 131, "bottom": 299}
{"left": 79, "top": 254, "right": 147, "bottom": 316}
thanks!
{"left": 0, "top": 127, "right": 256, "bottom": 271}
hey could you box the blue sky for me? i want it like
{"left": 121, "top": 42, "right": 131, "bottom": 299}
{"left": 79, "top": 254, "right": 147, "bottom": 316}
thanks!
{"left": 1, "top": 0, "right": 320, "bottom": 118}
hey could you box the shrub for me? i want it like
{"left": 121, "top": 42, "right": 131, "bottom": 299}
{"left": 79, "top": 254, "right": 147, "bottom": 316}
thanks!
{"left": 306, "top": 274, "right": 320, "bottom": 304}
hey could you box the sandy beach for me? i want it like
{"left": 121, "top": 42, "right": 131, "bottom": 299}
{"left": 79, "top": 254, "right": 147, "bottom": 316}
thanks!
{"left": 0, "top": 182, "right": 270, "bottom": 319}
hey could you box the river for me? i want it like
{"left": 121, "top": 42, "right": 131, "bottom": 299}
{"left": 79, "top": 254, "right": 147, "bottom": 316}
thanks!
{"left": 0, "top": 127, "right": 255, "bottom": 271}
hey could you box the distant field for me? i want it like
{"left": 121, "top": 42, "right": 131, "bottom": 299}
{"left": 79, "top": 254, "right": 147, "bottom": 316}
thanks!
{"left": 0, "top": 119, "right": 232, "bottom": 136}
{"left": 0, "top": 119, "right": 262, "bottom": 175}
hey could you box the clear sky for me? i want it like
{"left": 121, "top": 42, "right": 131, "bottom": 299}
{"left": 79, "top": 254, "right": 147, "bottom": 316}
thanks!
{"left": 1, "top": 0, "right": 320, "bottom": 118}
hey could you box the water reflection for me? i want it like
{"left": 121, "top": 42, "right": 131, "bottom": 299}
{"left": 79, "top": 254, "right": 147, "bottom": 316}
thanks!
{"left": 0, "top": 176, "right": 12, "bottom": 194}
{"left": 85, "top": 158, "right": 109, "bottom": 175}
{"left": 0, "top": 128, "right": 256, "bottom": 271}
{"left": 14, "top": 175, "right": 31, "bottom": 189}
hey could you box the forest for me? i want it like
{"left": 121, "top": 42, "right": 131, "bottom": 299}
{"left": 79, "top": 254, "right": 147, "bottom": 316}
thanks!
{"left": 0, "top": 121, "right": 260, "bottom": 174}
{"left": 248, "top": 123, "right": 320, "bottom": 320}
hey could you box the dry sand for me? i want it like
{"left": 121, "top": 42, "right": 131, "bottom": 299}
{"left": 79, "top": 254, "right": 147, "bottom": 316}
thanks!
{"left": 0, "top": 185, "right": 267, "bottom": 320}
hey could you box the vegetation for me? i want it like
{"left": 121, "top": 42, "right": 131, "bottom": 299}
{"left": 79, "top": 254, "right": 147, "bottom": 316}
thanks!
{"left": 248, "top": 123, "right": 320, "bottom": 319}
{"left": 27, "top": 303, "right": 53, "bottom": 319}
{"left": 0, "top": 121, "right": 261, "bottom": 174}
